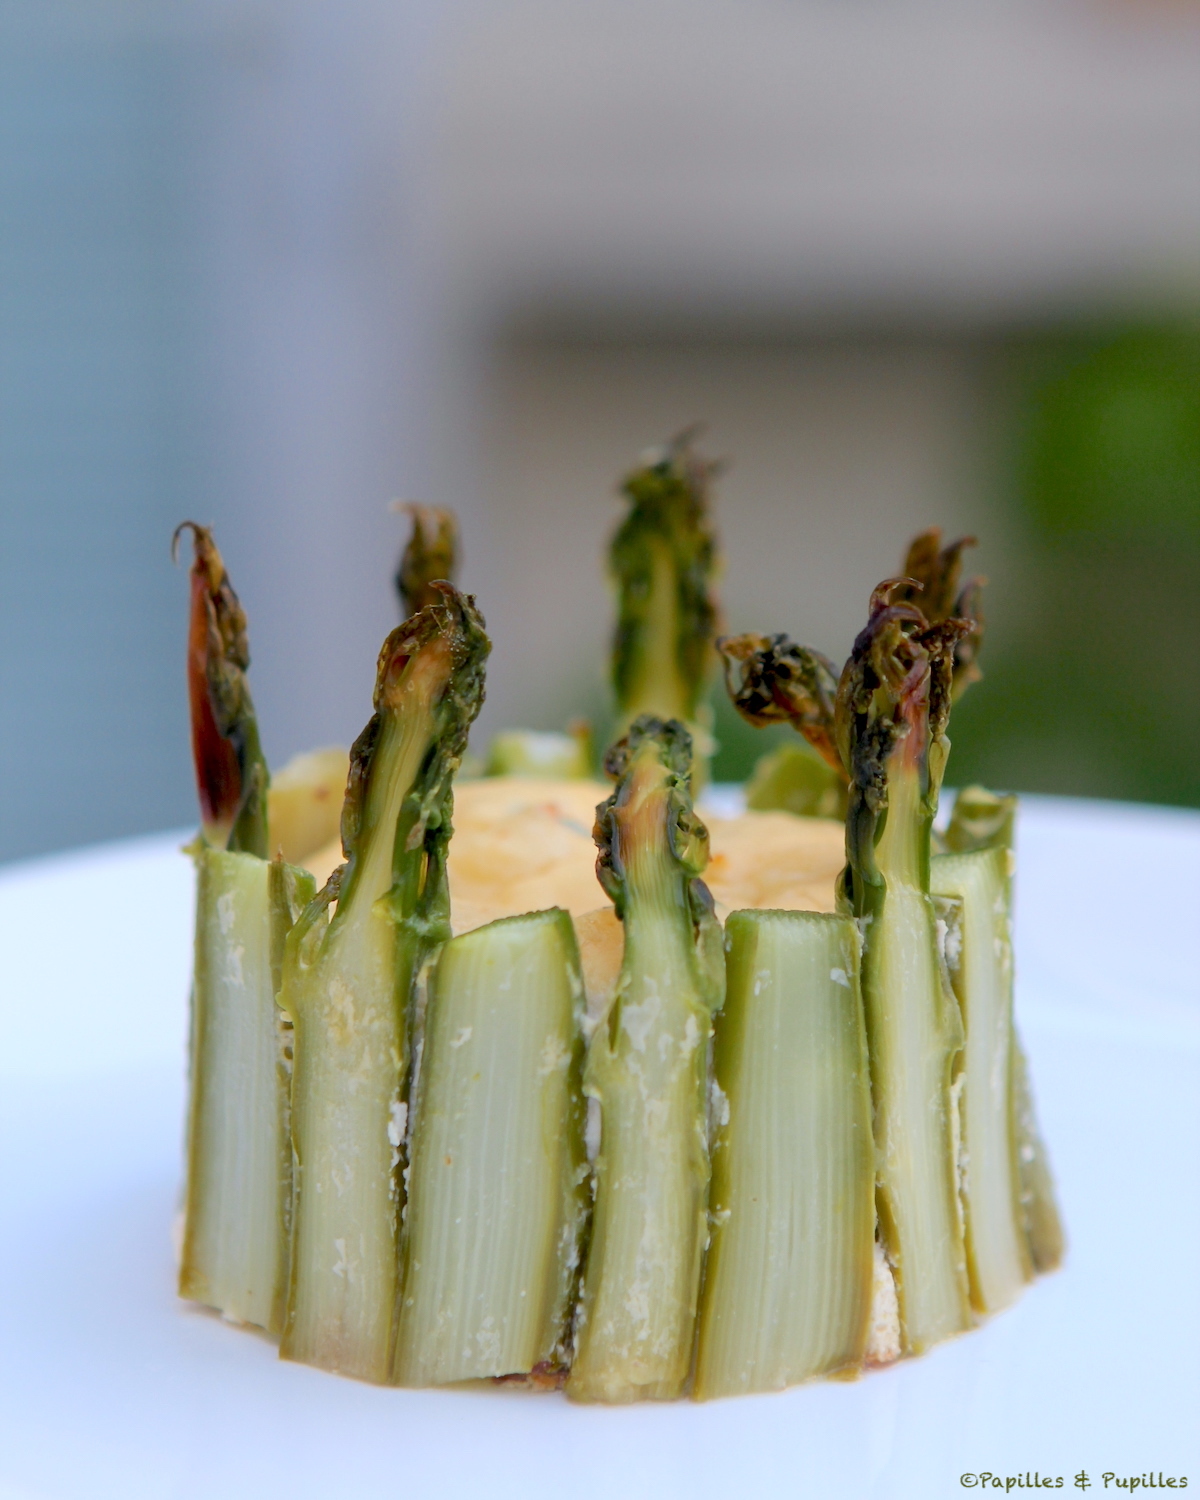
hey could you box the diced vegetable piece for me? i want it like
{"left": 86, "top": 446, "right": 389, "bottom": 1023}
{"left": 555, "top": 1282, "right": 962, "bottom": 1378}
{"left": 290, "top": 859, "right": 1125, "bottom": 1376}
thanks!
{"left": 694, "top": 909, "right": 875, "bottom": 1398}
{"left": 609, "top": 432, "right": 719, "bottom": 782}
{"left": 280, "top": 587, "right": 489, "bottom": 1382}
{"left": 931, "top": 847, "right": 1031, "bottom": 1313}
{"left": 837, "top": 580, "right": 973, "bottom": 1353}
{"left": 484, "top": 725, "right": 592, "bottom": 780}
{"left": 267, "top": 747, "right": 350, "bottom": 868}
{"left": 568, "top": 717, "right": 724, "bottom": 1403}
{"left": 744, "top": 741, "right": 846, "bottom": 819}
{"left": 394, "top": 908, "right": 588, "bottom": 1384}
{"left": 180, "top": 851, "right": 313, "bottom": 1330}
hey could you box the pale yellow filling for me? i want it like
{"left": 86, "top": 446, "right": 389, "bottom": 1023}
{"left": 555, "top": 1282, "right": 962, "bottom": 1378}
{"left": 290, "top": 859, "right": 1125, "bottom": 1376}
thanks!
{"left": 301, "top": 775, "right": 845, "bottom": 1006}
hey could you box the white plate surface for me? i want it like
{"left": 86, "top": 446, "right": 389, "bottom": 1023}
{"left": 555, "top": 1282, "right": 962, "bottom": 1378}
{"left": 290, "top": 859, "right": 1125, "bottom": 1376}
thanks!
{"left": 1, "top": 796, "right": 1198, "bottom": 1500}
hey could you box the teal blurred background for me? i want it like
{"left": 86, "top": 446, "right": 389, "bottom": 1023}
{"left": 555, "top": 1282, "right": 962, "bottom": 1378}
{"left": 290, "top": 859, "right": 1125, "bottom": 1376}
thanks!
{"left": 2, "top": 2, "right": 1198, "bottom": 862}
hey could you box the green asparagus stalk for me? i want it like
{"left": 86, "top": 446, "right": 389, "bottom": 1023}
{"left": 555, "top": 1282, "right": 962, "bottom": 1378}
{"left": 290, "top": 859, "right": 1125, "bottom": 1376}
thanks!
{"left": 930, "top": 846, "right": 1029, "bottom": 1312}
{"left": 609, "top": 432, "right": 720, "bottom": 781}
{"left": 835, "top": 579, "right": 974, "bottom": 1353}
{"left": 941, "top": 786, "right": 1064, "bottom": 1278}
{"left": 181, "top": 851, "right": 314, "bottom": 1330}
{"left": 395, "top": 504, "right": 459, "bottom": 619}
{"left": 279, "top": 585, "right": 489, "bottom": 1383}
{"left": 393, "top": 908, "right": 588, "bottom": 1385}
{"left": 693, "top": 909, "right": 875, "bottom": 1398}
{"left": 567, "top": 717, "right": 724, "bottom": 1403}
{"left": 175, "top": 523, "right": 313, "bottom": 1332}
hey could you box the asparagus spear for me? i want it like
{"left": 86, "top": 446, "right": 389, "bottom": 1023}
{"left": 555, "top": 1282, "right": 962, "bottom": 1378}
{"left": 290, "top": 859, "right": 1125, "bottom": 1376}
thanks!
{"left": 718, "top": 630, "right": 848, "bottom": 817}
{"left": 567, "top": 717, "right": 724, "bottom": 1402}
{"left": 836, "top": 578, "right": 974, "bottom": 1353}
{"left": 182, "top": 851, "right": 314, "bottom": 1330}
{"left": 175, "top": 522, "right": 268, "bottom": 859}
{"left": 279, "top": 585, "right": 489, "bottom": 1382}
{"left": 174, "top": 523, "right": 314, "bottom": 1332}
{"left": 393, "top": 908, "right": 588, "bottom": 1385}
{"left": 395, "top": 504, "right": 459, "bottom": 619}
{"left": 609, "top": 432, "right": 720, "bottom": 781}
{"left": 694, "top": 909, "right": 875, "bottom": 1398}
{"left": 941, "top": 786, "right": 1064, "bottom": 1278}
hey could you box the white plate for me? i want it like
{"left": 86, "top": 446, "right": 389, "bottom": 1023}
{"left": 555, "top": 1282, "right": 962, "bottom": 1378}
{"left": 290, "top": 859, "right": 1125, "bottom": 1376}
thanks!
{"left": 1, "top": 797, "right": 1198, "bottom": 1500}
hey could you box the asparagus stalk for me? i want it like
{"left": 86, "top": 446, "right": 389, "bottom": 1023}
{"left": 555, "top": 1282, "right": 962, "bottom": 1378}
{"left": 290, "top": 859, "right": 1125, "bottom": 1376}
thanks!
{"left": 175, "top": 523, "right": 313, "bottom": 1331}
{"left": 693, "top": 910, "right": 875, "bottom": 1398}
{"left": 567, "top": 717, "right": 724, "bottom": 1403}
{"left": 835, "top": 579, "right": 974, "bottom": 1353}
{"left": 609, "top": 432, "right": 720, "bottom": 782}
{"left": 181, "top": 851, "right": 314, "bottom": 1329}
{"left": 930, "top": 846, "right": 1029, "bottom": 1313}
{"left": 395, "top": 504, "right": 459, "bottom": 619}
{"left": 941, "top": 786, "right": 1064, "bottom": 1278}
{"left": 393, "top": 909, "right": 588, "bottom": 1385}
{"left": 279, "top": 585, "right": 489, "bottom": 1382}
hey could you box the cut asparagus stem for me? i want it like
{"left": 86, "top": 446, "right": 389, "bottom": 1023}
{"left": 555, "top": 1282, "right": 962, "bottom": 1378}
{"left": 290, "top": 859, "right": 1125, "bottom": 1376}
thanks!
{"left": 395, "top": 504, "right": 459, "bottom": 620}
{"left": 931, "top": 847, "right": 1031, "bottom": 1313}
{"left": 393, "top": 908, "right": 588, "bottom": 1384}
{"left": 836, "top": 579, "right": 973, "bottom": 1353}
{"left": 693, "top": 909, "right": 875, "bottom": 1398}
{"left": 943, "top": 785, "right": 1064, "bottom": 1277}
{"left": 567, "top": 717, "right": 724, "bottom": 1404}
{"left": 175, "top": 522, "right": 308, "bottom": 1329}
{"left": 280, "top": 587, "right": 489, "bottom": 1383}
{"left": 181, "top": 851, "right": 314, "bottom": 1330}
{"left": 609, "top": 432, "right": 720, "bottom": 783}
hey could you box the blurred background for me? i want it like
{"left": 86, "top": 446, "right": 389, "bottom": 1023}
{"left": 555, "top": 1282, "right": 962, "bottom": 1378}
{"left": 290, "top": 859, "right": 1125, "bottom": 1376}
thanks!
{"left": 2, "top": 0, "right": 1198, "bottom": 863}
